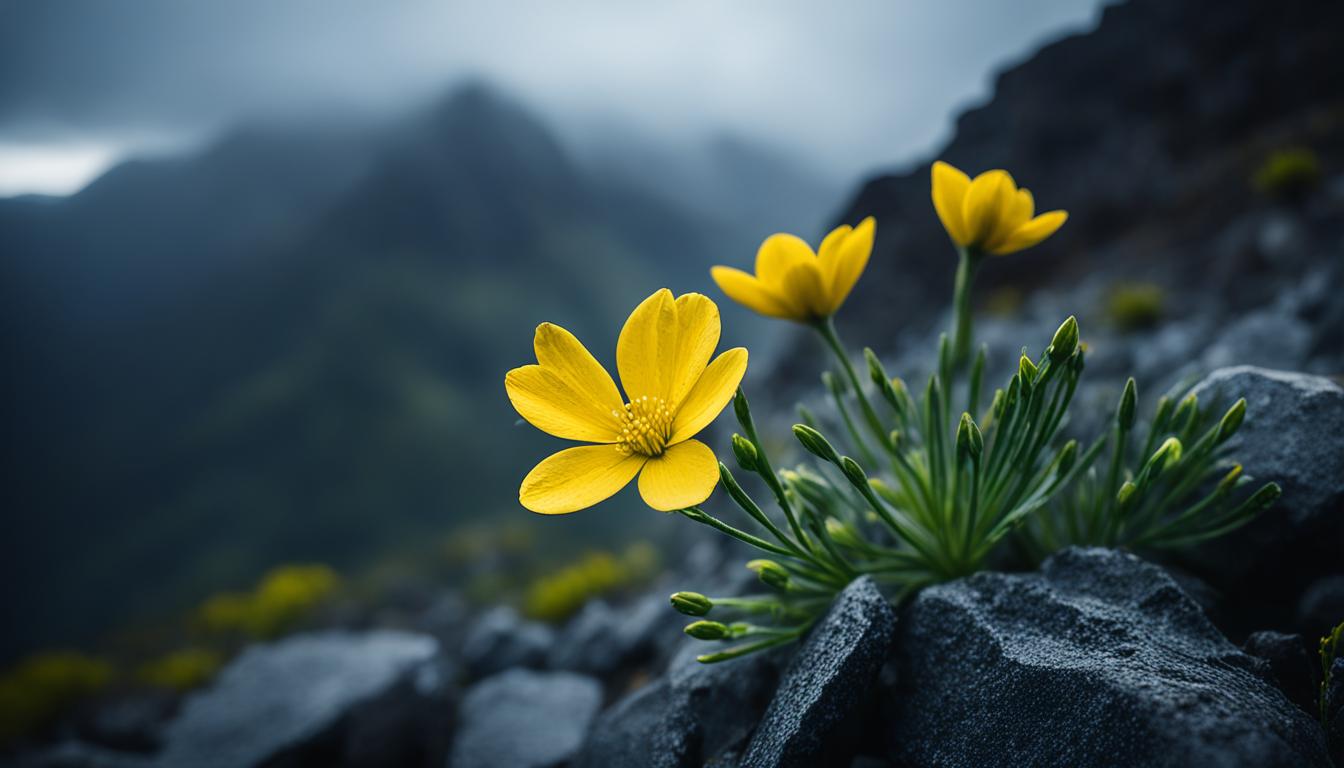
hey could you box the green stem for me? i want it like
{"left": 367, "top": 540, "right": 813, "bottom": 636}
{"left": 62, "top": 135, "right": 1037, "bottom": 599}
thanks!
{"left": 951, "top": 247, "right": 981, "bottom": 369}
{"left": 816, "top": 317, "right": 888, "bottom": 452}
{"left": 679, "top": 507, "right": 797, "bottom": 558}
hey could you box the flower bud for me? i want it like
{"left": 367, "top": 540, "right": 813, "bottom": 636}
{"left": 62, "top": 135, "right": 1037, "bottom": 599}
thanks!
{"left": 839, "top": 456, "right": 869, "bottom": 488}
{"left": 746, "top": 559, "right": 791, "bottom": 590}
{"left": 1172, "top": 392, "right": 1198, "bottom": 427}
{"left": 1118, "top": 377, "right": 1137, "bottom": 430}
{"left": 1048, "top": 316, "right": 1079, "bottom": 362}
{"left": 1152, "top": 395, "right": 1174, "bottom": 429}
{"left": 956, "top": 412, "right": 983, "bottom": 462}
{"left": 1216, "top": 398, "right": 1246, "bottom": 443}
{"left": 1056, "top": 439, "right": 1078, "bottom": 476}
{"left": 731, "top": 433, "right": 759, "bottom": 472}
{"left": 822, "top": 370, "right": 846, "bottom": 397}
{"left": 684, "top": 620, "right": 732, "bottom": 640}
{"left": 1215, "top": 464, "right": 1243, "bottom": 496}
{"left": 670, "top": 591, "right": 713, "bottom": 616}
{"left": 1116, "top": 480, "right": 1138, "bottom": 508}
{"left": 824, "top": 517, "right": 862, "bottom": 549}
{"left": 1242, "top": 482, "right": 1282, "bottom": 514}
{"left": 733, "top": 387, "right": 753, "bottom": 431}
{"left": 1018, "top": 354, "right": 1039, "bottom": 383}
{"left": 793, "top": 424, "right": 840, "bottom": 464}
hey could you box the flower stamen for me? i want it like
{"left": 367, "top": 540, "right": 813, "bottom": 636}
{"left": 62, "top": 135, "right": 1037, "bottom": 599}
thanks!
{"left": 614, "top": 396, "right": 674, "bottom": 457}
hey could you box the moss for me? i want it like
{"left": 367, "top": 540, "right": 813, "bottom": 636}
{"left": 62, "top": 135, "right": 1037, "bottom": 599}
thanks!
{"left": 0, "top": 651, "right": 114, "bottom": 745}
{"left": 199, "top": 564, "right": 339, "bottom": 639}
{"left": 522, "top": 542, "right": 661, "bottom": 622}
{"left": 1254, "top": 148, "right": 1321, "bottom": 201}
{"left": 136, "top": 647, "right": 223, "bottom": 692}
{"left": 1106, "top": 282, "right": 1164, "bottom": 331}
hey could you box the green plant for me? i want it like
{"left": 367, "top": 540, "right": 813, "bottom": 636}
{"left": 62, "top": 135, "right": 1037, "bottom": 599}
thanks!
{"left": 1253, "top": 147, "right": 1322, "bottom": 201}
{"left": 199, "top": 563, "right": 339, "bottom": 639}
{"left": 136, "top": 647, "right": 223, "bottom": 692}
{"left": 1021, "top": 379, "right": 1279, "bottom": 558}
{"left": 1323, "top": 621, "right": 1344, "bottom": 729}
{"left": 0, "top": 651, "right": 114, "bottom": 745}
{"left": 522, "top": 543, "right": 660, "bottom": 622}
{"left": 1107, "top": 282, "right": 1164, "bottom": 331}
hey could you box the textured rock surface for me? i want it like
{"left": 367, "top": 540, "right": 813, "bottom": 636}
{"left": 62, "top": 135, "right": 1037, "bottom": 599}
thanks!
{"left": 575, "top": 639, "right": 785, "bottom": 767}
{"left": 1242, "top": 631, "right": 1317, "bottom": 716}
{"left": 459, "top": 605, "right": 553, "bottom": 679}
{"left": 1186, "top": 367, "right": 1344, "bottom": 621}
{"left": 152, "top": 630, "right": 438, "bottom": 768}
{"left": 450, "top": 669, "right": 601, "bottom": 768}
{"left": 742, "top": 576, "right": 896, "bottom": 768}
{"left": 547, "top": 595, "right": 682, "bottom": 676}
{"left": 889, "top": 548, "right": 1330, "bottom": 767}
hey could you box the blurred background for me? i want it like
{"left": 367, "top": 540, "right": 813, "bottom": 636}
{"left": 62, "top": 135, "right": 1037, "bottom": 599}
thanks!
{"left": 0, "top": 0, "right": 1105, "bottom": 661}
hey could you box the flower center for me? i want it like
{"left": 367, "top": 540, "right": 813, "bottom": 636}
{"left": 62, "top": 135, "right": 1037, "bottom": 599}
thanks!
{"left": 614, "top": 396, "right": 673, "bottom": 457}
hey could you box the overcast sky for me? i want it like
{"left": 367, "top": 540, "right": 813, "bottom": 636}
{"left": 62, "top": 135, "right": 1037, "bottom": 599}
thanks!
{"left": 0, "top": 0, "right": 1103, "bottom": 196}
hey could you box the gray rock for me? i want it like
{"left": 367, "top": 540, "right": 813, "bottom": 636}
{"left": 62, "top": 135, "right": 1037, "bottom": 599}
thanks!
{"left": 78, "top": 692, "right": 175, "bottom": 753}
{"left": 1327, "top": 658, "right": 1344, "bottom": 763}
{"left": 1202, "top": 311, "right": 1313, "bottom": 372}
{"left": 1242, "top": 631, "right": 1316, "bottom": 716}
{"left": 1297, "top": 575, "right": 1344, "bottom": 639}
{"left": 450, "top": 669, "right": 601, "bottom": 768}
{"left": 1186, "top": 367, "right": 1344, "bottom": 615}
{"left": 742, "top": 576, "right": 896, "bottom": 768}
{"left": 888, "top": 548, "right": 1330, "bottom": 767}
{"left": 153, "top": 630, "right": 438, "bottom": 768}
{"left": 575, "top": 638, "right": 786, "bottom": 767}
{"left": 548, "top": 596, "right": 683, "bottom": 676}
{"left": 12, "top": 742, "right": 152, "bottom": 768}
{"left": 459, "top": 606, "right": 554, "bottom": 679}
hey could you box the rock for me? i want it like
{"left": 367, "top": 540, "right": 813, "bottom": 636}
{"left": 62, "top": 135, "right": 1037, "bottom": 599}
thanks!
{"left": 1242, "top": 631, "right": 1317, "bottom": 716}
{"left": 742, "top": 576, "right": 897, "bottom": 768}
{"left": 573, "top": 681, "right": 698, "bottom": 768}
{"left": 1186, "top": 367, "right": 1344, "bottom": 626}
{"left": 450, "top": 669, "right": 601, "bottom": 768}
{"left": 575, "top": 638, "right": 786, "bottom": 767}
{"left": 77, "top": 692, "right": 176, "bottom": 753}
{"left": 888, "top": 548, "right": 1330, "bottom": 767}
{"left": 459, "top": 606, "right": 553, "bottom": 679}
{"left": 13, "top": 742, "right": 153, "bottom": 768}
{"left": 548, "top": 596, "right": 682, "bottom": 676}
{"left": 1202, "top": 311, "right": 1312, "bottom": 372}
{"left": 1297, "top": 575, "right": 1344, "bottom": 639}
{"left": 153, "top": 630, "right": 438, "bottom": 768}
{"left": 1327, "top": 658, "right": 1344, "bottom": 764}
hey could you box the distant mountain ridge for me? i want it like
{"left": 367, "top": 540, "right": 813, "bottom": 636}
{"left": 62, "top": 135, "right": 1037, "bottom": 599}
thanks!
{"left": 0, "top": 83, "right": 829, "bottom": 658}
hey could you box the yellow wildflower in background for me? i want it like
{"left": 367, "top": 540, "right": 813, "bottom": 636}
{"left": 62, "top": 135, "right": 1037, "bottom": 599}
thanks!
{"left": 931, "top": 161, "right": 1067, "bottom": 255}
{"left": 710, "top": 217, "right": 875, "bottom": 323}
{"left": 506, "top": 289, "right": 747, "bottom": 514}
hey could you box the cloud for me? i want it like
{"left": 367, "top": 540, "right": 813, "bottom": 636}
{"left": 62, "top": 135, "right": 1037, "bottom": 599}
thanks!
{"left": 0, "top": 0, "right": 1101, "bottom": 181}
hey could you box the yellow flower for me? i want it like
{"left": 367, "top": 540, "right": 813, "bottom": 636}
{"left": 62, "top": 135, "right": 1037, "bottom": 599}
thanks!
{"left": 506, "top": 289, "right": 748, "bottom": 514}
{"left": 710, "top": 217, "right": 875, "bottom": 323}
{"left": 931, "top": 161, "right": 1067, "bottom": 255}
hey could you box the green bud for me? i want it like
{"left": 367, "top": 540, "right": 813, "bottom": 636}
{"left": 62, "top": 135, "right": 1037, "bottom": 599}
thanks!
{"left": 956, "top": 412, "right": 983, "bottom": 462}
{"left": 730, "top": 433, "right": 758, "bottom": 471}
{"left": 793, "top": 424, "right": 841, "bottom": 464}
{"left": 1173, "top": 392, "right": 1198, "bottom": 427}
{"left": 865, "top": 348, "right": 886, "bottom": 388}
{"left": 824, "top": 517, "right": 862, "bottom": 548}
{"left": 684, "top": 620, "right": 732, "bottom": 640}
{"left": 1116, "top": 480, "right": 1138, "bottom": 508}
{"left": 746, "top": 559, "right": 791, "bottom": 590}
{"left": 1056, "top": 439, "right": 1078, "bottom": 476}
{"left": 1152, "top": 395, "right": 1174, "bottom": 429}
{"left": 839, "top": 456, "right": 869, "bottom": 488}
{"left": 1215, "top": 464, "right": 1243, "bottom": 496}
{"left": 1242, "top": 482, "right": 1282, "bottom": 514}
{"left": 1118, "top": 378, "right": 1137, "bottom": 430}
{"left": 891, "top": 376, "right": 909, "bottom": 403}
{"left": 1018, "top": 354, "right": 1039, "bottom": 383}
{"left": 991, "top": 389, "right": 1005, "bottom": 419}
{"left": 889, "top": 430, "right": 902, "bottom": 450}
{"left": 670, "top": 591, "right": 713, "bottom": 616}
{"left": 1048, "top": 316, "right": 1079, "bottom": 362}
{"left": 733, "top": 388, "right": 753, "bottom": 431}
{"left": 1157, "top": 436, "right": 1183, "bottom": 466}
{"left": 1216, "top": 398, "right": 1246, "bottom": 443}
{"left": 822, "top": 370, "right": 846, "bottom": 397}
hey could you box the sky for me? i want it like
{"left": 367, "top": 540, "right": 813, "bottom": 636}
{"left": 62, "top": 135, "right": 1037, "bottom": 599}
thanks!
{"left": 0, "top": 0, "right": 1103, "bottom": 196}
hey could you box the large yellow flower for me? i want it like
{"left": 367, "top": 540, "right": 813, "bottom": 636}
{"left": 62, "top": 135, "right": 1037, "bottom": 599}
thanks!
{"left": 931, "top": 161, "right": 1067, "bottom": 255}
{"left": 506, "top": 289, "right": 748, "bottom": 514}
{"left": 710, "top": 217, "right": 875, "bottom": 323}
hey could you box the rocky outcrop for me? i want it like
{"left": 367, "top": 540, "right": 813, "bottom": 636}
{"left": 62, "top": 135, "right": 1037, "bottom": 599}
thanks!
{"left": 450, "top": 669, "right": 601, "bottom": 768}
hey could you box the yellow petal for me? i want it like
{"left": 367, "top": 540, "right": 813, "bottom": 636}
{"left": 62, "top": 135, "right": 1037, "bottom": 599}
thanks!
{"left": 962, "top": 170, "right": 1017, "bottom": 248}
{"left": 506, "top": 365, "right": 621, "bottom": 442}
{"left": 983, "top": 187, "right": 1035, "bottom": 251}
{"left": 931, "top": 161, "right": 971, "bottom": 246}
{"left": 823, "top": 216, "right": 874, "bottom": 314}
{"left": 779, "top": 260, "right": 829, "bottom": 319}
{"left": 637, "top": 439, "right": 719, "bottom": 511}
{"left": 617, "top": 288, "right": 678, "bottom": 402}
{"left": 817, "top": 224, "right": 852, "bottom": 263}
{"left": 991, "top": 210, "right": 1068, "bottom": 255}
{"left": 755, "top": 233, "right": 815, "bottom": 291}
{"left": 533, "top": 323, "right": 624, "bottom": 415}
{"left": 664, "top": 293, "right": 721, "bottom": 409}
{"left": 711, "top": 266, "right": 803, "bottom": 320}
{"left": 520, "top": 445, "right": 645, "bottom": 514}
{"left": 670, "top": 347, "right": 748, "bottom": 443}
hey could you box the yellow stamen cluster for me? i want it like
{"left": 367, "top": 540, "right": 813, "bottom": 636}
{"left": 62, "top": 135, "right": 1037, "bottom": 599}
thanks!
{"left": 614, "top": 396, "right": 673, "bottom": 457}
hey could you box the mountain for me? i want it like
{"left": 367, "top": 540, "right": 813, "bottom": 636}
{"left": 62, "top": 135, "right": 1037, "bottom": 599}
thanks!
{"left": 811, "top": 0, "right": 1344, "bottom": 365}
{"left": 0, "top": 84, "right": 827, "bottom": 659}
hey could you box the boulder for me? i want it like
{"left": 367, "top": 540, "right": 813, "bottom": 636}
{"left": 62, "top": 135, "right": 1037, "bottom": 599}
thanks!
{"left": 152, "top": 630, "right": 439, "bottom": 768}
{"left": 742, "top": 576, "right": 896, "bottom": 768}
{"left": 459, "top": 606, "right": 553, "bottom": 679}
{"left": 888, "top": 548, "right": 1330, "bottom": 767}
{"left": 1186, "top": 367, "right": 1344, "bottom": 626}
{"left": 450, "top": 669, "right": 601, "bottom": 768}
{"left": 548, "top": 595, "right": 683, "bottom": 676}
{"left": 1242, "top": 631, "right": 1317, "bottom": 716}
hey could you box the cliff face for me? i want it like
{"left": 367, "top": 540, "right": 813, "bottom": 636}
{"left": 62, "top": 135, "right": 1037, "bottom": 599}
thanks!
{"left": 822, "top": 0, "right": 1344, "bottom": 355}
